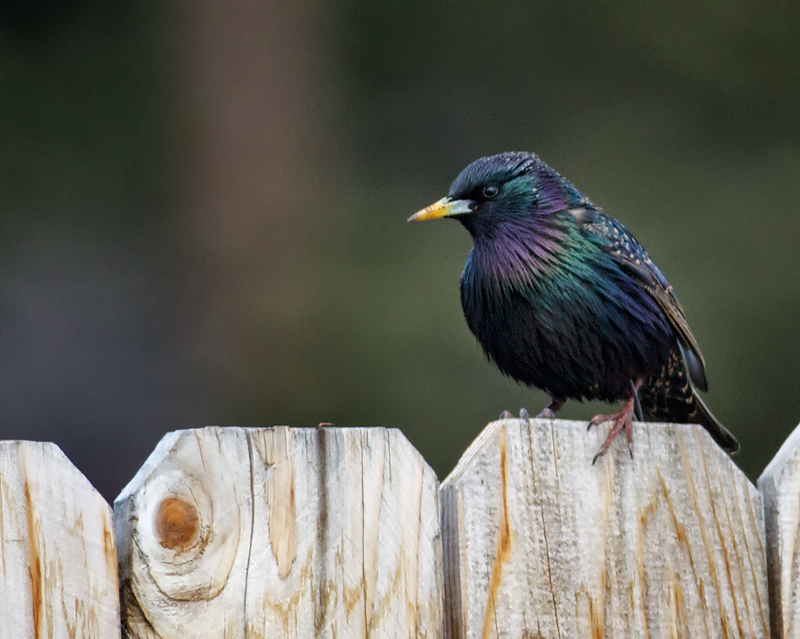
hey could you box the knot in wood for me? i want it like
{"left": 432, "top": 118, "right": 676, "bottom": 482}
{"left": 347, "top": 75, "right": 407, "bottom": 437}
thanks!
{"left": 156, "top": 497, "right": 199, "bottom": 549}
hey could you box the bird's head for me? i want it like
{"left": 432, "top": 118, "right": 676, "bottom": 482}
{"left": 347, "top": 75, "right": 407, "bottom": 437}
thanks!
{"left": 408, "top": 152, "right": 587, "bottom": 238}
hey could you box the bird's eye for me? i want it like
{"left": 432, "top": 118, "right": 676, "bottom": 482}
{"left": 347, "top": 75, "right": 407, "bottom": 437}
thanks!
{"left": 482, "top": 184, "right": 499, "bottom": 199}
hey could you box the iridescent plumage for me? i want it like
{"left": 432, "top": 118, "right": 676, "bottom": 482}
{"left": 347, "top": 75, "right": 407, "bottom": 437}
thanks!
{"left": 409, "top": 152, "right": 738, "bottom": 457}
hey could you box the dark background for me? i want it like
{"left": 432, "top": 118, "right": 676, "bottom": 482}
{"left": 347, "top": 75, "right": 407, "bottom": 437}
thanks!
{"left": 1, "top": 0, "right": 798, "bottom": 501}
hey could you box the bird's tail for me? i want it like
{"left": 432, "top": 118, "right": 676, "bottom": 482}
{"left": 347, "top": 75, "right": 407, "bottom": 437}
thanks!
{"left": 690, "top": 392, "right": 740, "bottom": 454}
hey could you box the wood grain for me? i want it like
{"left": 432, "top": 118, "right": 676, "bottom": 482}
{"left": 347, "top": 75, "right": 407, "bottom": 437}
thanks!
{"left": 115, "top": 426, "right": 443, "bottom": 639}
{"left": 440, "top": 418, "right": 768, "bottom": 639}
{"left": 0, "top": 441, "right": 120, "bottom": 639}
{"left": 758, "top": 421, "right": 800, "bottom": 638}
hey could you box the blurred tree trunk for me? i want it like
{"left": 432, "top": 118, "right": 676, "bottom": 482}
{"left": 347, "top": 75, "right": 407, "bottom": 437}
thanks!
{"left": 171, "top": 0, "right": 329, "bottom": 405}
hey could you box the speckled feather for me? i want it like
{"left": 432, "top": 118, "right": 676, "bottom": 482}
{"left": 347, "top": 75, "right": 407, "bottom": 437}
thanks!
{"left": 435, "top": 152, "right": 738, "bottom": 453}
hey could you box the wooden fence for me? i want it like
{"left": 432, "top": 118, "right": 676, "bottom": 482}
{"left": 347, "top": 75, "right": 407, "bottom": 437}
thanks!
{"left": 2, "top": 418, "right": 800, "bottom": 638}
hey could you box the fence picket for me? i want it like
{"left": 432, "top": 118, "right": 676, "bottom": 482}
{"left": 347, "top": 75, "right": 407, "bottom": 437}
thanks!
{"left": 440, "top": 418, "right": 769, "bottom": 638}
{"left": 758, "top": 422, "right": 800, "bottom": 639}
{"left": 114, "top": 426, "right": 442, "bottom": 639}
{"left": 0, "top": 441, "right": 120, "bottom": 639}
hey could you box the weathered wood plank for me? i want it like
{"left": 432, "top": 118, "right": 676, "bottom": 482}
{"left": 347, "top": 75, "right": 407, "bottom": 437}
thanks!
{"left": 758, "top": 421, "right": 800, "bottom": 639}
{"left": 440, "top": 418, "right": 768, "bottom": 639}
{"left": 0, "top": 441, "right": 120, "bottom": 639}
{"left": 115, "top": 426, "right": 442, "bottom": 639}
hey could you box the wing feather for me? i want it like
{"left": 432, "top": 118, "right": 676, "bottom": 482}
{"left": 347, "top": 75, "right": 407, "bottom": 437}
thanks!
{"left": 570, "top": 207, "right": 709, "bottom": 391}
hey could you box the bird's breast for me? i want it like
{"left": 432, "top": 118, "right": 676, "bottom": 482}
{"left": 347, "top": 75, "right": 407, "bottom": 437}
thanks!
{"left": 459, "top": 248, "right": 672, "bottom": 402}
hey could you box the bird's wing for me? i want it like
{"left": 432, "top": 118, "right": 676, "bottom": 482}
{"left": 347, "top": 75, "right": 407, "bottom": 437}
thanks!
{"left": 570, "top": 208, "right": 709, "bottom": 391}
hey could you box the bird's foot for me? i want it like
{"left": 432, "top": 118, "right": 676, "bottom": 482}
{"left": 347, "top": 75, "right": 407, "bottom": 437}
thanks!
{"left": 537, "top": 397, "right": 565, "bottom": 421}
{"left": 504, "top": 400, "right": 563, "bottom": 425}
{"left": 588, "top": 396, "right": 637, "bottom": 464}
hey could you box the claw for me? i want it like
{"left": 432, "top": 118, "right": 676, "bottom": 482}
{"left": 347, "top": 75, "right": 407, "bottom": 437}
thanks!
{"left": 625, "top": 415, "right": 634, "bottom": 459}
{"left": 587, "top": 413, "right": 615, "bottom": 431}
{"left": 538, "top": 397, "right": 566, "bottom": 422}
{"left": 519, "top": 407, "right": 531, "bottom": 427}
{"left": 499, "top": 410, "right": 513, "bottom": 419}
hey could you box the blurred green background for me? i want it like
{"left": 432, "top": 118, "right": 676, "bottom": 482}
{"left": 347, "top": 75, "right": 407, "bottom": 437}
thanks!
{"left": 1, "top": 0, "right": 798, "bottom": 500}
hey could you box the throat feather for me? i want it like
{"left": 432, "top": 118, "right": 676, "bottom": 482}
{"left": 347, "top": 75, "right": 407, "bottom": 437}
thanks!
{"left": 474, "top": 220, "right": 570, "bottom": 293}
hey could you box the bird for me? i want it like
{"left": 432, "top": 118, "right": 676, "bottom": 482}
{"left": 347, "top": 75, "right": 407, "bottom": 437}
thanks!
{"left": 408, "top": 152, "right": 738, "bottom": 461}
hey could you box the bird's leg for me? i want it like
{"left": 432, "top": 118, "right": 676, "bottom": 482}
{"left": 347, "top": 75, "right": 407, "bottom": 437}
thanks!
{"left": 631, "top": 379, "right": 644, "bottom": 421}
{"left": 588, "top": 380, "right": 643, "bottom": 464}
{"left": 537, "top": 397, "right": 566, "bottom": 420}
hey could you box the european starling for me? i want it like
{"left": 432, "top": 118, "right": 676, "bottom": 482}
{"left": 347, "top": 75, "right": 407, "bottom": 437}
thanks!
{"left": 408, "top": 152, "right": 738, "bottom": 460}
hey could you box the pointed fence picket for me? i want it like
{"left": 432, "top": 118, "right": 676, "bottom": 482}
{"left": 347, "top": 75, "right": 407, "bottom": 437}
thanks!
{"left": 0, "top": 441, "right": 120, "bottom": 639}
{"left": 3, "top": 418, "right": 800, "bottom": 637}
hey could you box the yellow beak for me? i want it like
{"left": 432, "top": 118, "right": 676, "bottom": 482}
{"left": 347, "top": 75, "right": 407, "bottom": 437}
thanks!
{"left": 407, "top": 197, "right": 473, "bottom": 222}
